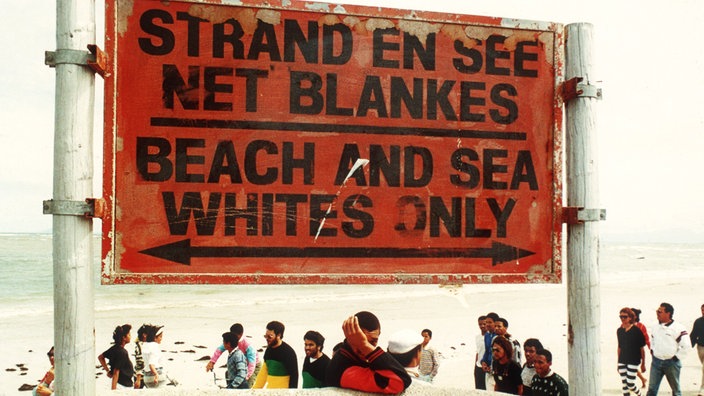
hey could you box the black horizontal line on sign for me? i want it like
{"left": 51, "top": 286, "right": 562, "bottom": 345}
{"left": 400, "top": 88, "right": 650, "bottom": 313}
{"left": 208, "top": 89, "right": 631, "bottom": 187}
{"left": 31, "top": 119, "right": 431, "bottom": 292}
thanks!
{"left": 150, "top": 117, "right": 527, "bottom": 141}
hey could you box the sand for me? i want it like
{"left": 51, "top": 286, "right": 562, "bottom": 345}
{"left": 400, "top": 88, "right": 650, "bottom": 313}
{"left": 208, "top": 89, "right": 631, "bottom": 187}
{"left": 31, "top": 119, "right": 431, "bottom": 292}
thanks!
{"left": 2, "top": 246, "right": 703, "bottom": 395}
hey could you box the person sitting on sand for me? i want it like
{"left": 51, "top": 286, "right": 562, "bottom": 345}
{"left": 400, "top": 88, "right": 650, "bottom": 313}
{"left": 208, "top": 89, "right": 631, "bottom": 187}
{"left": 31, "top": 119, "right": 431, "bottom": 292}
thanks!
{"left": 142, "top": 325, "right": 178, "bottom": 387}
{"left": 33, "top": 346, "right": 54, "bottom": 396}
{"left": 133, "top": 324, "right": 149, "bottom": 389}
{"left": 98, "top": 324, "right": 134, "bottom": 389}
{"left": 325, "top": 311, "right": 412, "bottom": 393}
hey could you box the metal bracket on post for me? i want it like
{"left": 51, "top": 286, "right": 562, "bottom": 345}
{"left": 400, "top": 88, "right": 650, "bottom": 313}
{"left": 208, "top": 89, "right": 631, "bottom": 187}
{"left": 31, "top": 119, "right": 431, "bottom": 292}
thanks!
{"left": 43, "top": 198, "right": 106, "bottom": 219}
{"left": 561, "top": 77, "right": 602, "bottom": 102}
{"left": 45, "top": 44, "right": 108, "bottom": 78}
{"left": 562, "top": 206, "right": 606, "bottom": 225}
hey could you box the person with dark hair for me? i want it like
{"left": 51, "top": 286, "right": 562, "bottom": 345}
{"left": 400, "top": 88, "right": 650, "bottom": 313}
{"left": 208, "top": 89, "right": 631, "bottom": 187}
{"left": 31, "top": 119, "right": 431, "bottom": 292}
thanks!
{"left": 646, "top": 302, "right": 688, "bottom": 396}
{"left": 481, "top": 312, "right": 501, "bottom": 389}
{"left": 142, "top": 325, "right": 177, "bottom": 387}
{"left": 474, "top": 315, "right": 488, "bottom": 390}
{"left": 530, "top": 349, "right": 568, "bottom": 396}
{"left": 691, "top": 303, "right": 704, "bottom": 396}
{"left": 495, "top": 317, "right": 522, "bottom": 364}
{"left": 132, "top": 324, "right": 149, "bottom": 389}
{"left": 206, "top": 323, "right": 261, "bottom": 387}
{"left": 325, "top": 311, "right": 412, "bottom": 393}
{"left": 632, "top": 308, "right": 650, "bottom": 388}
{"left": 33, "top": 347, "right": 55, "bottom": 395}
{"left": 491, "top": 336, "right": 523, "bottom": 395}
{"left": 419, "top": 328, "right": 440, "bottom": 383}
{"left": 617, "top": 307, "right": 646, "bottom": 396}
{"left": 302, "top": 330, "right": 330, "bottom": 388}
{"left": 98, "top": 324, "right": 134, "bottom": 389}
{"left": 222, "top": 331, "right": 249, "bottom": 389}
{"left": 521, "top": 338, "right": 544, "bottom": 395}
{"left": 253, "top": 320, "right": 298, "bottom": 389}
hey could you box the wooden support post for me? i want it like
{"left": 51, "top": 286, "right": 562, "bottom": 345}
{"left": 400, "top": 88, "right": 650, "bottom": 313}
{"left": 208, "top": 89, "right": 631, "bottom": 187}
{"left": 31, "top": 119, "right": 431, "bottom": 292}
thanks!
{"left": 52, "top": 0, "right": 96, "bottom": 394}
{"left": 565, "top": 23, "right": 602, "bottom": 394}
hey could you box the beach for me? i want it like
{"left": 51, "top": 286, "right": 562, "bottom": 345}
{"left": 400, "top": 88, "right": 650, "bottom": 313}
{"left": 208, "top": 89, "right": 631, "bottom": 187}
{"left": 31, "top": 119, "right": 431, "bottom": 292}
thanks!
{"left": 1, "top": 234, "right": 702, "bottom": 395}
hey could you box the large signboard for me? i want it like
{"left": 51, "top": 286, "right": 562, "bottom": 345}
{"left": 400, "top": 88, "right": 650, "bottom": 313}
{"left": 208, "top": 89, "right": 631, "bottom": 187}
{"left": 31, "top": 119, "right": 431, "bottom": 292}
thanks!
{"left": 102, "top": 0, "right": 564, "bottom": 284}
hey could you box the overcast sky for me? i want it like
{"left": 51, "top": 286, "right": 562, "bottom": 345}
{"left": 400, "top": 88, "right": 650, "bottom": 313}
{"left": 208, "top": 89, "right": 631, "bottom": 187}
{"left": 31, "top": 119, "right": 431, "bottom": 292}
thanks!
{"left": 1, "top": 0, "right": 703, "bottom": 243}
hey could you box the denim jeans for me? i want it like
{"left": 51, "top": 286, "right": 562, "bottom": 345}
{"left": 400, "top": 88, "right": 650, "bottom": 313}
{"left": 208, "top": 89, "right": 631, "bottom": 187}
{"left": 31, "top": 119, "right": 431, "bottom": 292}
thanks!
{"left": 646, "top": 356, "right": 682, "bottom": 396}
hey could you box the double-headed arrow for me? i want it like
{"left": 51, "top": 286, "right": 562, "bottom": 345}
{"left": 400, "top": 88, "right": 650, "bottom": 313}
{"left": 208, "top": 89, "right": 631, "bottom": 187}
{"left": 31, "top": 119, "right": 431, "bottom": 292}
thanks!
{"left": 140, "top": 239, "right": 534, "bottom": 266}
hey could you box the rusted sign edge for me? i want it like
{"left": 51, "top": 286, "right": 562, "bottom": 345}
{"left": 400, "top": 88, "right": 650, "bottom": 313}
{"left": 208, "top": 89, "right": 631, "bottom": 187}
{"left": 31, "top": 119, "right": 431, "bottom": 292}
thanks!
{"left": 102, "top": 0, "right": 565, "bottom": 285}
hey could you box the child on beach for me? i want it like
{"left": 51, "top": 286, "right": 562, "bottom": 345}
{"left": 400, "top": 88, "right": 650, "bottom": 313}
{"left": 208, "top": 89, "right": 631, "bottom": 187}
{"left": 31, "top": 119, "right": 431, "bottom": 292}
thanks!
{"left": 206, "top": 323, "right": 260, "bottom": 387}
{"left": 222, "top": 331, "right": 249, "bottom": 389}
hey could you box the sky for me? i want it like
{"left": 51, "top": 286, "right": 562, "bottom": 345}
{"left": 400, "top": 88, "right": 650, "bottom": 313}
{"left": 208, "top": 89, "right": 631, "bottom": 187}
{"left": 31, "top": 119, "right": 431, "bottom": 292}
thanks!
{"left": 1, "top": 0, "right": 703, "bottom": 243}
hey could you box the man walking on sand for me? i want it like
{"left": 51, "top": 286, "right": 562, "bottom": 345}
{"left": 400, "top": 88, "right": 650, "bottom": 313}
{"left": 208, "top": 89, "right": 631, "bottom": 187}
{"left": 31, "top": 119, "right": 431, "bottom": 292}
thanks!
{"left": 646, "top": 302, "right": 689, "bottom": 396}
{"left": 690, "top": 303, "right": 704, "bottom": 396}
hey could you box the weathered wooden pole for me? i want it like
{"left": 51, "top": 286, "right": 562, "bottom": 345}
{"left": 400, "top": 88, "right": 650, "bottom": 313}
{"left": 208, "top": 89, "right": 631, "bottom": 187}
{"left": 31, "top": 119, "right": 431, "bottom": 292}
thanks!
{"left": 565, "top": 23, "right": 603, "bottom": 395}
{"left": 50, "top": 0, "right": 96, "bottom": 394}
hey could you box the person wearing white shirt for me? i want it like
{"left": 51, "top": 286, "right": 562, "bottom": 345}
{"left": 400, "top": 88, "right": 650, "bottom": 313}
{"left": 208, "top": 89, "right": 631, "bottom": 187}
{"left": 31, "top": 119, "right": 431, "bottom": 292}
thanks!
{"left": 646, "top": 302, "right": 689, "bottom": 396}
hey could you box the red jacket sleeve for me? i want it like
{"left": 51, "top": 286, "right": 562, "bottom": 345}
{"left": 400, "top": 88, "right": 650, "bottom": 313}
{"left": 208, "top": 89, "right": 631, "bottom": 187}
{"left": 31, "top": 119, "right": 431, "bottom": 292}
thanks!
{"left": 335, "top": 347, "right": 411, "bottom": 394}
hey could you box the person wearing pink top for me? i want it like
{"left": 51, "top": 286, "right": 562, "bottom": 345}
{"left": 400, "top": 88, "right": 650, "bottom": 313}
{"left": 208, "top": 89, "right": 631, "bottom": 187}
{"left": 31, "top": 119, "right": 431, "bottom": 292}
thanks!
{"left": 206, "top": 323, "right": 261, "bottom": 387}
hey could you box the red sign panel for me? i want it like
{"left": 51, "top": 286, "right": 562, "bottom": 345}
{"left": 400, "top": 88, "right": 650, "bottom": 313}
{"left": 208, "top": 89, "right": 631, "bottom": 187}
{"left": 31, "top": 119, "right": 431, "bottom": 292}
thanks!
{"left": 102, "top": 0, "right": 564, "bottom": 284}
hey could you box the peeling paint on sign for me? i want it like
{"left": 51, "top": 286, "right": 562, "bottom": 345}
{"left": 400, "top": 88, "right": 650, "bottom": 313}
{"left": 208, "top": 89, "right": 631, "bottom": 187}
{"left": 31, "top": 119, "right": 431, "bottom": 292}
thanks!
{"left": 103, "top": 0, "right": 564, "bottom": 285}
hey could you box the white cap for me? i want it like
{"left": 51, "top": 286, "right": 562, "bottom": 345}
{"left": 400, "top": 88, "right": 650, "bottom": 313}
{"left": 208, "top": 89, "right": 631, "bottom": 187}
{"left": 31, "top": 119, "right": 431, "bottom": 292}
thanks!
{"left": 387, "top": 329, "right": 423, "bottom": 354}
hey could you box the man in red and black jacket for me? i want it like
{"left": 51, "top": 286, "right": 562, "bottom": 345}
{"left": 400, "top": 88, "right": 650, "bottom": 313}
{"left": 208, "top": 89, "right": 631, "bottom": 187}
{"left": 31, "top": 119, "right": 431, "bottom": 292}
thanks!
{"left": 325, "top": 311, "right": 412, "bottom": 394}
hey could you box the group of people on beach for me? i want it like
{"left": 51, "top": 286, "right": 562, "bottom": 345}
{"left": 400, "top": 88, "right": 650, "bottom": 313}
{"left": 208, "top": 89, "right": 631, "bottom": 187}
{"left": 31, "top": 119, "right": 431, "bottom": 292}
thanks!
{"left": 472, "top": 312, "right": 568, "bottom": 396}
{"left": 33, "top": 302, "right": 704, "bottom": 395}
{"left": 91, "top": 310, "right": 440, "bottom": 392}
{"left": 616, "top": 302, "right": 704, "bottom": 396}
{"left": 471, "top": 302, "right": 704, "bottom": 396}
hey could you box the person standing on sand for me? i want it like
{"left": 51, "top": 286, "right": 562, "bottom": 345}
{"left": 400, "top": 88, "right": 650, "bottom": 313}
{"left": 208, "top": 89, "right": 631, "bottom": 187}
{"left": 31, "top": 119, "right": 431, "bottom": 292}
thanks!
{"left": 646, "top": 302, "right": 688, "bottom": 396}
{"left": 617, "top": 307, "right": 646, "bottom": 396}
{"left": 418, "top": 328, "right": 440, "bottom": 383}
{"left": 491, "top": 336, "right": 523, "bottom": 395}
{"left": 301, "top": 330, "right": 330, "bottom": 388}
{"left": 98, "top": 324, "right": 134, "bottom": 390}
{"left": 481, "top": 312, "right": 500, "bottom": 390}
{"left": 530, "top": 349, "right": 568, "bottom": 396}
{"left": 495, "top": 317, "right": 522, "bottom": 365}
{"left": 521, "top": 338, "right": 544, "bottom": 396}
{"left": 324, "top": 311, "right": 412, "bottom": 393}
{"left": 252, "top": 321, "right": 298, "bottom": 389}
{"left": 206, "top": 323, "right": 261, "bottom": 387}
{"left": 474, "top": 315, "right": 488, "bottom": 390}
{"left": 632, "top": 308, "right": 650, "bottom": 388}
{"left": 689, "top": 303, "right": 704, "bottom": 396}
{"left": 222, "top": 331, "right": 249, "bottom": 389}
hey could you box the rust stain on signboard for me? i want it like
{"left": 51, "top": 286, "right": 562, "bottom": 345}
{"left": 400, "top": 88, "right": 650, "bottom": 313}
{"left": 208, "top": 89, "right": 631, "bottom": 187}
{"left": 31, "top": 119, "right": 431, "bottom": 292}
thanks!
{"left": 398, "top": 20, "right": 441, "bottom": 43}
{"left": 441, "top": 25, "right": 479, "bottom": 48}
{"left": 116, "top": 0, "right": 134, "bottom": 36}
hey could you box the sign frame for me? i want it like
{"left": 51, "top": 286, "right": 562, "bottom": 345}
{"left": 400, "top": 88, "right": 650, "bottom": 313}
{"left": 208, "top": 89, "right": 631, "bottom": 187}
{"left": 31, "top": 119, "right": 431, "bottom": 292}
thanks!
{"left": 102, "top": 0, "right": 564, "bottom": 284}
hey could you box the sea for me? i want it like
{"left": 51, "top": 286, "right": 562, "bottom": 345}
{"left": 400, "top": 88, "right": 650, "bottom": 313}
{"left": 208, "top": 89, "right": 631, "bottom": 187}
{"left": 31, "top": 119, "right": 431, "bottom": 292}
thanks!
{"left": 1, "top": 232, "right": 703, "bottom": 319}
{"left": 1, "top": 233, "right": 703, "bottom": 394}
